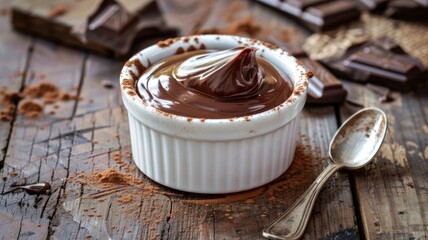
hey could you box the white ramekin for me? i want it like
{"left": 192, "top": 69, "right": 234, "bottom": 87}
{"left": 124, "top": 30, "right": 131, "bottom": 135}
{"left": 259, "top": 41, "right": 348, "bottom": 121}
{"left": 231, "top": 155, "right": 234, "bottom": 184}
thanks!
{"left": 120, "top": 35, "right": 309, "bottom": 194}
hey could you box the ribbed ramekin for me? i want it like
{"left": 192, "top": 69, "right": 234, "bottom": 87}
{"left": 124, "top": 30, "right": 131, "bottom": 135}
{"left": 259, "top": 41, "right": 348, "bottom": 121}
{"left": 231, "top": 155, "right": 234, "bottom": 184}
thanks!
{"left": 120, "top": 35, "right": 309, "bottom": 194}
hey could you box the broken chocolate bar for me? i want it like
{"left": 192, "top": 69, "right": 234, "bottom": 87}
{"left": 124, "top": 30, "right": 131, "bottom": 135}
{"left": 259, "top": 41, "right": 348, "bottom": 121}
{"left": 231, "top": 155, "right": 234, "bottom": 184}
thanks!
{"left": 88, "top": 2, "right": 137, "bottom": 35}
{"left": 321, "top": 37, "right": 426, "bottom": 91}
{"left": 256, "top": 0, "right": 361, "bottom": 32}
{"left": 85, "top": 1, "right": 140, "bottom": 53}
{"left": 270, "top": 39, "right": 347, "bottom": 105}
{"left": 354, "top": 0, "right": 388, "bottom": 11}
{"left": 384, "top": 0, "right": 428, "bottom": 20}
{"left": 302, "top": 57, "right": 348, "bottom": 104}
{"left": 11, "top": 0, "right": 177, "bottom": 58}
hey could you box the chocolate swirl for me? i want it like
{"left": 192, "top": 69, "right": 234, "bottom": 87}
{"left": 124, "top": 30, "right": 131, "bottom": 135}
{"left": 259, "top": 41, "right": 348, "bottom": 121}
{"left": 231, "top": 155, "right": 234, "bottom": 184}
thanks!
{"left": 136, "top": 48, "right": 293, "bottom": 119}
{"left": 174, "top": 47, "right": 263, "bottom": 98}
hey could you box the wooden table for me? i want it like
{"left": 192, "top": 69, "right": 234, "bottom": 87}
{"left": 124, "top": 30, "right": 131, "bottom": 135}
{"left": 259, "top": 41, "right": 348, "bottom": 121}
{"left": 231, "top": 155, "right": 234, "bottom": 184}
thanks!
{"left": 1, "top": 0, "right": 427, "bottom": 239}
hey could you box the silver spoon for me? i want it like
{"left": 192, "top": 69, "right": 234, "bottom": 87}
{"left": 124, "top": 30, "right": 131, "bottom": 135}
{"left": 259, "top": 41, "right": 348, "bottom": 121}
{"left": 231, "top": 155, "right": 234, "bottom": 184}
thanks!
{"left": 263, "top": 107, "right": 387, "bottom": 240}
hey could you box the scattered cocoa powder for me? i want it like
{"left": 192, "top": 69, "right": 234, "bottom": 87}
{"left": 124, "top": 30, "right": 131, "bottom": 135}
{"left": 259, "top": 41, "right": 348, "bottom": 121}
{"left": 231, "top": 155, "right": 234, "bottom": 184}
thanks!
{"left": 117, "top": 194, "right": 134, "bottom": 204}
{"left": 0, "top": 81, "right": 80, "bottom": 121}
{"left": 92, "top": 168, "right": 132, "bottom": 185}
{"left": 0, "top": 89, "right": 22, "bottom": 121}
{"left": 0, "top": 8, "right": 9, "bottom": 16}
{"left": 278, "top": 29, "right": 291, "bottom": 42}
{"left": 221, "top": 2, "right": 244, "bottom": 21}
{"left": 197, "top": 17, "right": 261, "bottom": 37}
{"left": 3, "top": 91, "right": 22, "bottom": 104}
{"left": 59, "top": 92, "right": 80, "bottom": 101}
{"left": 24, "top": 82, "right": 59, "bottom": 98}
{"left": 18, "top": 100, "right": 43, "bottom": 118}
{"left": 48, "top": 5, "right": 68, "bottom": 18}
{"left": 226, "top": 17, "right": 261, "bottom": 36}
{"left": 156, "top": 38, "right": 176, "bottom": 48}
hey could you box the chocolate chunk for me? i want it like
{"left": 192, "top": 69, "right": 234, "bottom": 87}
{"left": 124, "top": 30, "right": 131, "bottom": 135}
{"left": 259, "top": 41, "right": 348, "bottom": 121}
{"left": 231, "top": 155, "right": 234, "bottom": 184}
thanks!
{"left": 354, "top": 0, "right": 388, "bottom": 11}
{"left": 288, "top": 0, "right": 330, "bottom": 8}
{"left": 384, "top": 0, "right": 428, "bottom": 20}
{"left": 11, "top": 182, "right": 51, "bottom": 195}
{"left": 372, "top": 36, "right": 406, "bottom": 54}
{"left": 301, "top": 1, "right": 361, "bottom": 31}
{"left": 367, "top": 84, "right": 395, "bottom": 103}
{"left": 321, "top": 37, "right": 426, "bottom": 91}
{"left": 88, "top": 3, "right": 137, "bottom": 35}
{"left": 285, "top": 0, "right": 330, "bottom": 15}
{"left": 256, "top": 0, "right": 361, "bottom": 32}
{"left": 302, "top": 58, "right": 347, "bottom": 105}
{"left": 271, "top": 40, "right": 347, "bottom": 105}
{"left": 11, "top": 0, "right": 178, "bottom": 58}
{"left": 85, "top": 0, "right": 148, "bottom": 55}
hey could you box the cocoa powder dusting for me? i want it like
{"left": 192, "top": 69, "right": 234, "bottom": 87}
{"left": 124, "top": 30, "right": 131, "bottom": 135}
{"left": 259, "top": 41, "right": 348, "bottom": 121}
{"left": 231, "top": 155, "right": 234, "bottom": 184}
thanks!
{"left": 48, "top": 5, "right": 68, "bottom": 18}
{"left": 0, "top": 90, "right": 22, "bottom": 121}
{"left": 278, "top": 29, "right": 291, "bottom": 42}
{"left": 221, "top": 2, "right": 244, "bottom": 21}
{"left": 0, "top": 8, "right": 9, "bottom": 16}
{"left": 117, "top": 194, "right": 134, "bottom": 204}
{"left": 125, "top": 59, "right": 146, "bottom": 74}
{"left": 18, "top": 100, "right": 43, "bottom": 119}
{"left": 0, "top": 81, "right": 79, "bottom": 121}
{"left": 92, "top": 168, "right": 131, "bottom": 185}
{"left": 176, "top": 47, "right": 185, "bottom": 54}
{"left": 156, "top": 38, "right": 175, "bottom": 48}
{"left": 197, "top": 17, "right": 261, "bottom": 37}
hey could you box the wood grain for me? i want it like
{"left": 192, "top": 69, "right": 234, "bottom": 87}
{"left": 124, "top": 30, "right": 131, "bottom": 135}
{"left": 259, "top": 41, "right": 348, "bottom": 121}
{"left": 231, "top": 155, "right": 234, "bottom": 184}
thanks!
{"left": 0, "top": 0, "right": 32, "bottom": 167}
{"left": 0, "top": 0, "right": 361, "bottom": 239}
{"left": 0, "top": 37, "right": 86, "bottom": 239}
{"left": 341, "top": 81, "right": 428, "bottom": 239}
{"left": 3, "top": 0, "right": 426, "bottom": 239}
{"left": 193, "top": 0, "right": 359, "bottom": 238}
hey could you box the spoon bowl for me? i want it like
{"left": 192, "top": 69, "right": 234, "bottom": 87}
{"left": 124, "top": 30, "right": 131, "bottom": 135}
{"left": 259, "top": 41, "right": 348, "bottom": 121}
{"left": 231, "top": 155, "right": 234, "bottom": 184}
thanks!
{"left": 330, "top": 107, "right": 388, "bottom": 169}
{"left": 263, "top": 107, "right": 388, "bottom": 240}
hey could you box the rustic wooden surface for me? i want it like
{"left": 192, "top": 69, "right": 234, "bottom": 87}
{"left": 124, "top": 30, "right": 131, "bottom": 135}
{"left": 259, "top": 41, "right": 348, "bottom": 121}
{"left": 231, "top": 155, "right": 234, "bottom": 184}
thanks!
{"left": 341, "top": 81, "right": 428, "bottom": 239}
{"left": 0, "top": 0, "right": 427, "bottom": 239}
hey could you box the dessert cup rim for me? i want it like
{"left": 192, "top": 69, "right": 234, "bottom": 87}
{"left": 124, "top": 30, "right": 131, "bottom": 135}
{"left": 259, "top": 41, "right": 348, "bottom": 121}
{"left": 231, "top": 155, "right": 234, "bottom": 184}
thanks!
{"left": 120, "top": 34, "right": 309, "bottom": 124}
{"left": 120, "top": 35, "right": 309, "bottom": 140}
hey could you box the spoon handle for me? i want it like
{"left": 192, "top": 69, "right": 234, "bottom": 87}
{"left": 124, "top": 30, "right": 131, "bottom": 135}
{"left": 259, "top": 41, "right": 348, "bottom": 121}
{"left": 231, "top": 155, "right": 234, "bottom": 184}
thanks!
{"left": 263, "top": 163, "right": 344, "bottom": 240}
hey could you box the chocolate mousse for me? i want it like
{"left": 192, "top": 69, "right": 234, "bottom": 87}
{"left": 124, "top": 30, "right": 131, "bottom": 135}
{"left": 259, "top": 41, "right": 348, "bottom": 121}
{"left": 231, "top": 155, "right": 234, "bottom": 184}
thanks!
{"left": 136, "top": 47, "right": 293, "bottom": 119}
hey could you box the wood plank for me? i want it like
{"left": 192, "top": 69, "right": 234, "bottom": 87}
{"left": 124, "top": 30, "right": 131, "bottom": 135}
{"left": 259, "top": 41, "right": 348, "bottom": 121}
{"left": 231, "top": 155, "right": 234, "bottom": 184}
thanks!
{"left": 0, "top": 1, "right": 359, "bottom": 239}
{"left": 0, "top": 0, "right": 208, "bottom": 238}
{"left": 50, "top": 1, "right": 356, "bottom": 239}
{"left": 0, "top": 35, "right": 86, "bottom": 239}
{"left": 49, "top": 106, "right": 349, "bottom": 239}
{"left": 193, "top": 0, "right": 359, "bottom": 238}
{"left": 74, "top": 55, "right": 124, "bottom": 116}
{"left": 341, "top": 80, "right": 428, "bottom": 239}
{"left": 0, "top": 0, "right": 32, "bottom": 167}
{"left": 11, "top": 0, "right": 171, "bottom": 59}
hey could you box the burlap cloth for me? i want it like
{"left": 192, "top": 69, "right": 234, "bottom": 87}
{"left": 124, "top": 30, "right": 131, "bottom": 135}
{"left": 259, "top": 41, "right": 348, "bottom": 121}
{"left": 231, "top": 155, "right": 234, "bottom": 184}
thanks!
{"left": 303, "top": 13, "right": 428, "bottom": 67}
